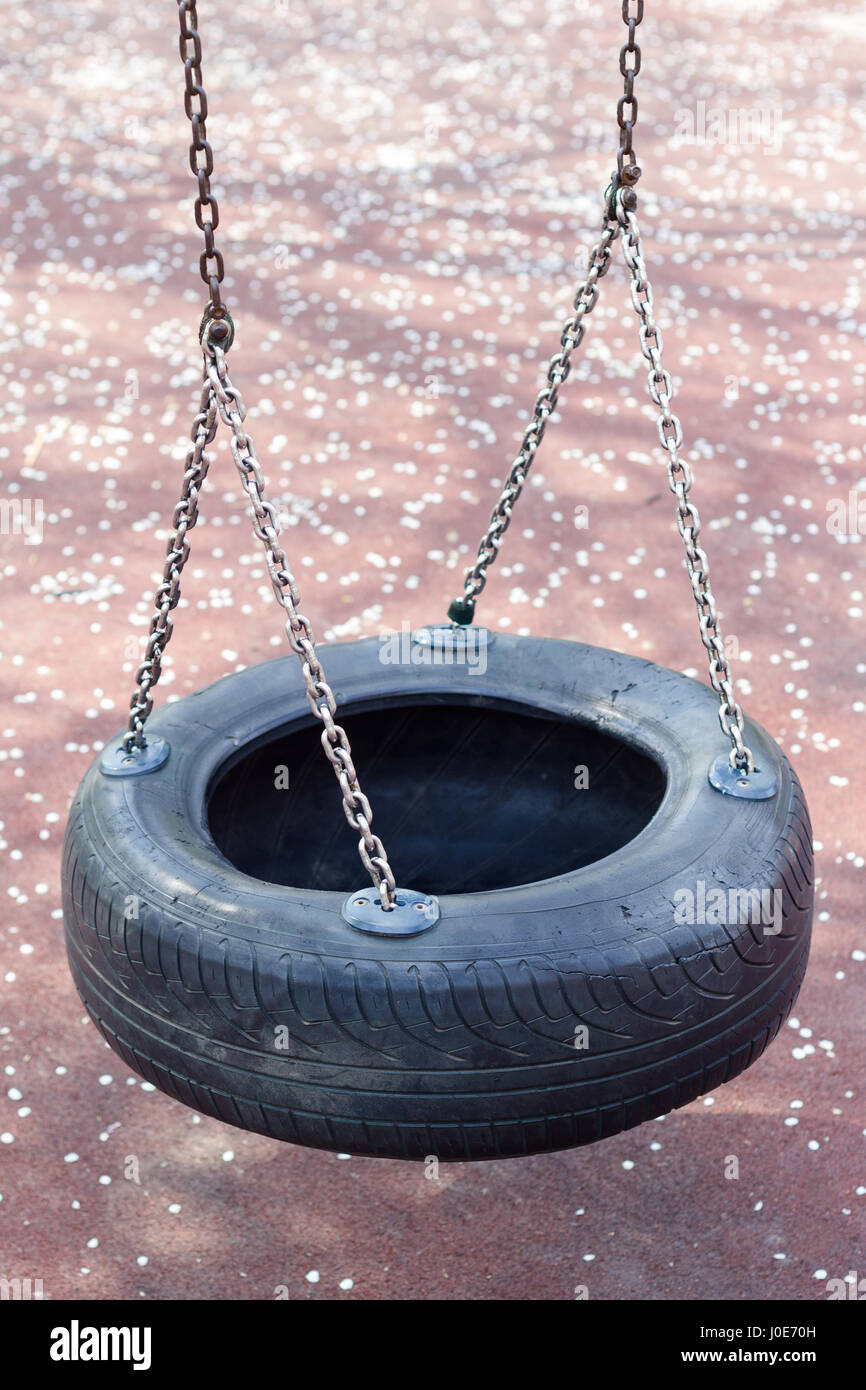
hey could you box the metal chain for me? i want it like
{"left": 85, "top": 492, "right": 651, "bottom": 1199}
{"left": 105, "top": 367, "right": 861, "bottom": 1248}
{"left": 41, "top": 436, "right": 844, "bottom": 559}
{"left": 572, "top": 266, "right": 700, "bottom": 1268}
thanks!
{"left": 204, "top": 335, "right": 398, "bottom": 909}
{"left": 123, "top": 370, "right": 218, "bottom": 752}
{"left": 446, "top": 1, "right": 752, "bottom": 773}
{"left": 120, "top": 1, "right": 398, "bottom": 909}
{"left": 448, "top": 210, "right": 619, "bottom": 624}
{"left": 178, "top": 1, "right": 229, "bottom": 328}
{"left": 615, "top": 192, "right": 755, "bottom": 772}
{"left": 448, "top": 0, "right": 644, "bottom": 624}
{"left": 615, "top": 0, "right": 644, "bottom": 190}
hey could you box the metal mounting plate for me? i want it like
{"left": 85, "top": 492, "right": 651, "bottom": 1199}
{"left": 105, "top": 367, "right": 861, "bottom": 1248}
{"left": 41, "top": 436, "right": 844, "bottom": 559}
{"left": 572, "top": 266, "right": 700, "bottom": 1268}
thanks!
{"left": 707, "top": 754, "right": 778, "bottom": 800}
{"left": 99, "top": 735, "right": 171, "bottom": 778}
{"left": 342, "top": 886, "right": 441, "bottom": 936}
{"left": 411, "top": 623, "right": 494, "bottom": 656}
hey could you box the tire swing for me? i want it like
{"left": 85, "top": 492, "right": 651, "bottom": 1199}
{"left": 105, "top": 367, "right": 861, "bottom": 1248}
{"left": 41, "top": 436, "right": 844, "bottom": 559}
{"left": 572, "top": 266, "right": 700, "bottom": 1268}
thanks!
{"left": 62, "top": 1, "right": 813, "bottom": 1162}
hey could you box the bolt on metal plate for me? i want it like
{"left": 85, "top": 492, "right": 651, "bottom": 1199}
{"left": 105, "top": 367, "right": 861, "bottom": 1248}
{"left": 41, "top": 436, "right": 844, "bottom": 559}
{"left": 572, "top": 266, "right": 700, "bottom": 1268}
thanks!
{"left": 99, "top": 735, "right": 171, "bottom": 778}
{"left": 411, "top": 624, "right": 494, "bottom": 654}
{"left": 707, "top": 753, "right": 778, "bottom": 801}
{"left": 342, "top": 886, "right": 441, "bottom": 936}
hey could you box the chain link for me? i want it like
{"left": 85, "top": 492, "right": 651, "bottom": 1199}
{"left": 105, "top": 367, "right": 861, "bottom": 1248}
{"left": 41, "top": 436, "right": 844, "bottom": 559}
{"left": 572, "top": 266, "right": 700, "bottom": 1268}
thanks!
{"left": 615, "top": 193, "right": 755, "bottom": 772}
{"left": 450, "top": 209, "right": 619, "bottom": 621}
{"left": 203, "top": 336, "right": 398, "bottom": 908}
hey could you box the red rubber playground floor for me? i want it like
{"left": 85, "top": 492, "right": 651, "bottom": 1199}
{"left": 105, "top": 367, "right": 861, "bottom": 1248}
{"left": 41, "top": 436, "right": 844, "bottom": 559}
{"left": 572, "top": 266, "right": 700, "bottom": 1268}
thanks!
{"left": 0, "top": 0, "right": 863, "bottom": 1301}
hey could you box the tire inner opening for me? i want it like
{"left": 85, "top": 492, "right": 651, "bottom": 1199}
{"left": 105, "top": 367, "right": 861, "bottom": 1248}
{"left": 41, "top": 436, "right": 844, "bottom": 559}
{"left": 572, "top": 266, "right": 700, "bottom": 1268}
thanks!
{"left": 207, "top": 699, "right": 667, "bottom": 894}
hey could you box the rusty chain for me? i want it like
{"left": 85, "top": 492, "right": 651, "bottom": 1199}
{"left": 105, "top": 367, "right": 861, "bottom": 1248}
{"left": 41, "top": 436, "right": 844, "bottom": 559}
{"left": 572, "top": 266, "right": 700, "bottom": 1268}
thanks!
{"left": 615, "top": 0, "right": 643, "bottom": 190}
{"left": 177, "top": 0, "right": 230, "bottom": 332}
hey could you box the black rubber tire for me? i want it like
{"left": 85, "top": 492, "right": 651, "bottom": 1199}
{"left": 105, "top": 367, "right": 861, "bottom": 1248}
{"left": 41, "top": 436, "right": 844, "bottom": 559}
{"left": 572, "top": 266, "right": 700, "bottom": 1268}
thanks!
{"left": 62, "top": 635, "right": 813, "bottom": 1161}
